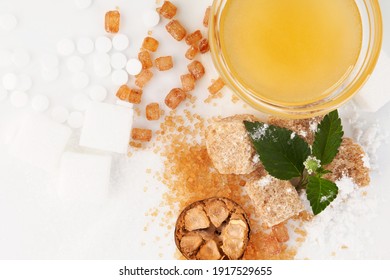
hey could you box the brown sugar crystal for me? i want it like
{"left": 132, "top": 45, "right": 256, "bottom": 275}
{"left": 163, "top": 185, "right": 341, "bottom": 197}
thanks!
{"left": 166, "top": 20, "right": 187, "bottom": 41}
{"left": 185, "top": 45, "right": 199, "bottom": 60}
{"left": 203, "top": 6, "right": 211, "bottom": 27}
{"left": 157, "top": 1, "right": 177, "bottom": 19}
{"left": 181, "top": 74, "right": 196, "bottom": 92}
{"left": 155, "top": 56, "right": 174, "bottom": 71}
{"left": 142, "top": 37, "right": 159, "bottom": 52}
{"left": 146, "top": 103, "right": 160, "bottom": 121}
{"left": 165, "top": 88, "right": 186, "bottom": 110}
{"left": 135, "top": 69, "right": 153, "bottom": 88}
{"left": 187, "top": 60, "right": 205, "bottom": 80}
{"left": 185, "top": 30, "right": 203, "bottom": 46}
{"left": 199, "top": 38, "right": 210, "bottom": 54}
{"left": 208, "top": 78, "right": 225, "bottom": 94}
{"left": 116, "top": 85, "right": 143, "bottom": 104}
{"left": 132, "top": 128, "right": 153, "bottom": 142}
{"left": 138, "top": 51, "right": 153, "bottom": 69}
{"left": 105, "top": 10, "right": 120, "bottom": 33}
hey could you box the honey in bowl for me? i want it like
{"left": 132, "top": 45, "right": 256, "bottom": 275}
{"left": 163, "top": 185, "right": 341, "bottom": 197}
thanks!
{"left": 219, "top": 0, "right": 363, "bottom": 106}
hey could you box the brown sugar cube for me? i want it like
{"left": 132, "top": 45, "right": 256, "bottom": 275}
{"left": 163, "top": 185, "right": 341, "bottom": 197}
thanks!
{"left": 166, "top": 20, "right": 187, "bottom": 41}
{"left": 185, "top": 30, "right": 203, "bottom": 46}
{"left": 142, "top": 37, "right": 159, "bottom": 52}
{"left": 135, "top": 69, "right": 153, "bottom": 88}
{"left": 157, "top": 1, "right": 177, "bottom": 19}
{"left": 132, "top": 128, "right": 152, "bottom": 142}
{"left": 203, "top": 6, "right": 211, "bottom": 27}
{"left": 185, "top": 45, "right": 199, "bottom": 60}
{"left": 116, "top": 85, "right": 143, "bottom": 104}
{"left": 199, "top": 38, "right": 210, "bottom": 54}
{"left": 116, "top": 85, "right": 131, "bottom": 101}
{"left": 146, "top": 103, "right": 160, "bottom": 121}
{"left": 206, "top": 115, "right": 261, "bottom": 175}
{"left": 324, "top": 138, "right": 370, "bottom": 187}
{"left": 208, "top": 78, "right": 225, "bottom": 94}
{"left": 155, "top": 56, "right": 173, "bottom": 71}
{"left": 105, "top": 10, "right": 120, "bottom": 33}
{"left": 246, "top": 175, "right": 305, "bottom": 228}
{"left": 138, "top": 51, "right": 153, "bottom": 69}
{"left": 165, "top": 88, "right": 186, "bottom": 110}
{"left": 181, "top": 73, "right": 196, "bottom": 92}
{"left": 188, "top": 60, "right": 205, "bottom": 80}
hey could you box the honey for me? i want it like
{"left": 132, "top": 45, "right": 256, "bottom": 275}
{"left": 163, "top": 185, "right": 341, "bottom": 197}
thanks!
{"left": 220, "top": 0, "right": 362, "bottom": 105}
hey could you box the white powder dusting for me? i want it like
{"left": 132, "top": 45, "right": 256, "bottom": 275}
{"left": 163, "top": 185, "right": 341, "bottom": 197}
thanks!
{"left": 309, "top": 120, "right": 319, "bottom": 133}
{"left": 290, "top": 132, "right": 296, "bottom": 139}
{"left": 250, "top": 124, "right": 268, "bottom": 140}
{"left": 252, "top": 154, "right": 260, "bottom": 164}
{"left": 257, "top": 175, "right": 272, "bottom": 188}
{"left": 298, "top": 130, "right": 307, "bottom": 138}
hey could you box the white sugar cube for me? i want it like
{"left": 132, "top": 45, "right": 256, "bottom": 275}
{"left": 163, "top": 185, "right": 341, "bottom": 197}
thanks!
{"left": 57, "top": 152, "right": 111, "bottom": 203}
{"left": 354, "top": 51, "right": 390, "bottom": 112}
{"left": 80, "top": 102, "right": 133, "bottom": 154}
{"left": 7, "top": 115, "right": 71, "bottom": 171}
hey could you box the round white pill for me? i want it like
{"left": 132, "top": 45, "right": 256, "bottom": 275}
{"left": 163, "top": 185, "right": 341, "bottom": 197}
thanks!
{"left": 95, "top": 36, "right": 112, "bottom": 53}
{"left": 41, "top": 54, "right": 59, "bottom": 69}
{"left": 0, "top": 87, "right": 8, "bottom": 102}
{"left": 57, "top": 38, "right": 75, "bottom": 56}
{"left": 94, "top": 64, "right": 112, "bottom": 78}
{"left": 126, "top": 59, "right": 142, "bottom": 76}
{"left": 110, "top": 53, "right": 127, "bottom": 69}
{"left": 67, "top": 111, "right": 85, "bottom": 129}
{"left": 31, "top": 94, "right": 50, "bottom": 112}
{"left": 112, "top": 34, "right": 129, "bottom": 51}
{"left": 111, "top": 70, "right": 129, "bottom": 85}
{"left": 41, "top": 67, "right": 60, "bottom": 82}
{"left": 17, "top": 74, "right": 33, "bottom": 91}
{"left": 67, "top": 55, "right": 85, "bottom": 73}
{"left": 88, "top": 85, "right": 107, "bottom": 102}
{"left": 2, "top": 73, "right": 18, "bottom": 90}
{"left": 72, "top": 93, "right": 90, "bottom": 111}
{"left": 0, "top": 49, "right": 13, "bottom": 67}
{"left": 12, "top": 49, "right": 30, "bottom": 68}
{"left": 10, "top": 91, "right": 28, "bottom": 108}
{"left": 93, "top": 52, "right": 110, "bottom": 66}
{"left": 0, "top": 14, "right": 18, "bottom": 31}
{"left": 77, "top": 37, "right": 94, "bottom": 55}
{"left": 71, "top": 72, "right": 89, "bottom": 90}
{"left": 51, "top": 106, "right": 69, "bottom": 123}
{"left": 74, "top": 0, "right": 92, "bottom": 10}
{"left": 143, "top": 10, "right": 160, "bottom": 28}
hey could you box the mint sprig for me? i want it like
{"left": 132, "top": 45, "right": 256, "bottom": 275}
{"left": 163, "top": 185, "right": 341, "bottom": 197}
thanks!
{"left": 244, "top": 110, "right": 343, "bottom": 215}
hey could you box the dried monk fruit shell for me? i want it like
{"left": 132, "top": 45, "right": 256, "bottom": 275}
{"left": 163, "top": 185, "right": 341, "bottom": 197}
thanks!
{"left": 135, "top": 69, "right": 153, "bottom": 88}
{"left": 208, "top": 77, "right": 225, "bottom": 94}
{"left": 142, "top": 37, "right": 159, "bottom": 52}
{"left": 157, "top": 1, "right": 177, "bottom": 19}
{"left": 175, "top": 197, "right": 251, "bottom": 260}
{"left": 155, "top": 56, "right": 174, "bottom": 71}
{"left": 199, "top": 38, "right": 210, "bottom": 54}
{"left": 105, "top": 10, "right": 120, "bottom": 33}
{"left": 181, "top": 73, "right": 196, "bottom": 92}
{"left": 185, "top": 45, "right": 199, "bottom": 60}
{"left": 165, "top": 88, "right": 186, "bottom": 110}
{"left": 166, "top": 20, "right": 187, "bottom": 41}
{"left": 203, "top": 6, "right": 211, "bottom": 28}
{"left": 138, "top": 51, "right": 153, "bottom": 70}
{"left": 187, "top": 60, "right": 205, "bottom": 80}
{"left": 146, "top": 103, "right": 160, "bottom": 121}
{"left": 131, "top": 128, "right": 152, "bottom": 142}
{"left": 185, "top": 30, "right": 203, "bottom": 46}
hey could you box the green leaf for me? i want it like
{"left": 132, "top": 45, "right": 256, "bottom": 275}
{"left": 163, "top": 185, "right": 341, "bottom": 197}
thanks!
{"left": 244, "top": 121, "right": 311, "bottom": 180}
{"left": 312, "top": 110, "right": 344, "bottom": 165}
{"left": 306, "top": 176, "right": 338, "bottom": 215}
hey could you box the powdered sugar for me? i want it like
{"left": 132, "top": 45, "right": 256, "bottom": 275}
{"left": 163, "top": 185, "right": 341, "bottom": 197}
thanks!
{"left": 250, "top": 124, "right": 269, "bottom": 140}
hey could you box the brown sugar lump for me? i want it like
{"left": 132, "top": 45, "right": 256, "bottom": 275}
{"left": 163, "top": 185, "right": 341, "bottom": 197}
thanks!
{"left": 157, "top": 1, "right": 177, "bottom": 19}
{"left": 203, "top": 6, "right": 211, "bottom": 27}
{"left": 131, "top": 128, "right": 152, "bottom": 142}
{"left": 135, "top": 69, "right": 153, "bottom": 88}
{"left": 116, "top": 85, "right": 143, "bottom": 104}
{"left": 185, "top": 30, "right": 203, "bottom": 46}
{"left": 146, "top": 103, "right": 160, "bottom": 121}
{"left": 165, "top": 88, "right": 186, "bottom": 109}
{"left": 206, "top": 115, "right": 260, "bottom": 175}
{"left": 185, "top": 45, "right": 199, "bottom": 60}
{"left": 208, "top": 77, "right": 225, "bottom": 94}
{"left": 166, "top": 20, "right": 187, "bottom": 41}
{"left": 181, "top": 73, "right": 196, "bottom": 92}
{"left": 246, "top": 175, "right": 305, "bottom": 228}
{"left": 155, "top": 56, "right": 173, "bottom": 71}
{"left": 138, "top": 51, "right": 153, "bottom": 69}
{"left": 268, "top": 116, "right": 323, "bottom": 145}
{"left": 142, "top": 37, "right": 159, "bottom": 52}
{"left": 187, "top": 60, "right": 205, "bottom": 80}
{"left": 105, "top": 10, "right": 120, "bottom": 33}
{"left": 175, "top": 197, "right": 251, "bottom": 260}
{"left": 199, "top": 38, "right": 210, "bottom": 54}
{"left": 324, "top": 138, "right": 370, "bottom": 187}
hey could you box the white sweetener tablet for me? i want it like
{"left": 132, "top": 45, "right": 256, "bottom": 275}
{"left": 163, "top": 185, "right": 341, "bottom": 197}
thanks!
{"left": 143, "top": 10, "right": 160, "bottom": 28}
{"left": 95, "top": 36, "right": 112, "bottom": 53}
{"left": 57, "top": 38, "right": 75, "bottom": 56}
{"left": 72, "top": 93, "right": 90, "bottom": 111}
{"left": 42, "top": 67, "right": 60, "bottom": 82}
{"left": 0, "top": 14, "right": 18, "bottom": 31}
{"left": 10, "top": 91, "right": 28, "bottom": 108}
{"left": 110, "top": 53, "right": 127, "bottom": 69}
{"left": 77, "top": 37, "right": 94, "bottom": 55}
{"left": 17, "top": 74, "right": 33, "bottom": 91}
{"left": 12, "top": 49, "right": 30, "bottom": 68}
{"left": 0, "top": 49, "right": 13, "bottom": 67}
{"left": 51, "top": 106, "right": 69, "bottom": 123}
{"left": 111, "top": 70, "right": 129, "bottom": 85}
{"left": 126, "top": 58, "right": 142, "bottom": 76}
{"left": 88, "top": 85, "right": 107, "bottom": 102}
{"left": 2, "top": 73, "right": 18, "bottom": 90}
{"left": 71, "top": 72, "right": 89, "bottom": 90}
{"left": 67, "top": 111, "right": 85, "bottom": 129}
{"left": 67, "top": 56, "right": 85, "bottom": 73}
{"left": 74, "top": 0, "right": 92, "bottom": 10}
{"left": 31, "top": 94, "right": 50, "bottom": 112}
{"left": 112, "top": 34, "right": 129, "bottom": 51}
{"left": 0, "top": 87, "right": 8, "bottom": 102}
{"left": 41, "top": 54, "right": 59, "bottom": 69}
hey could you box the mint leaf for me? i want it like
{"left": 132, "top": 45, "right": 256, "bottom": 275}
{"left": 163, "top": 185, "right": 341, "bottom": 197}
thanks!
{"left": 244, "top": 121, "right": 311, "bottom": 180}
{"left": 312, "top": 110, "right": 344, "bottom": 165}
{"left": 306, "top": 176, "right": 338, "bottom": 215}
